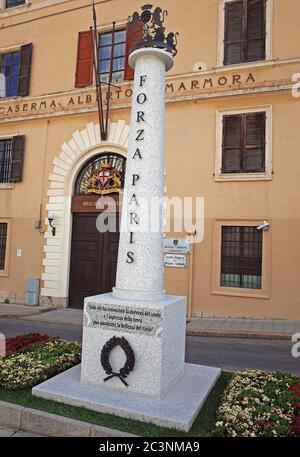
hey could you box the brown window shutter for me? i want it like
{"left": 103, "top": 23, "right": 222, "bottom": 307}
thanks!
{"left": 75, "top": 31, "right": 94, "bottom": 88}
{"left": 246, "top": 0, "right": 266, "bottom": 62}
{"left": 10, "top": 135, "right": 25, "bottom": 183}
{"left": 224, "top": 0, "right": 244, "bottom": 65}
{"left": 18, "top": 43, "right": 32, "bottom": 97}
{"left": 0, "top": 222, "right": 8, "bottom": 271}
{"left": 124, "top": 20, "right": 143, "bottom": 81}
{"left": 244, "top": 112, "right": 266, "bottom": 172}
{"left": 222, "top": 115, "right": 242, "bottom": 173}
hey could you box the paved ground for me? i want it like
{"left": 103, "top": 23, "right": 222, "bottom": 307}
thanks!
{"left": 1, "top": 305, "right": 300, "bottom": 339}
{"left": 0, "top": 426, "right": 43, "bottom": 437}
{"left": 0, "top": 317, "right": 82, "bottom": 342}
{"left": 186, "top": 335, "right": 300, "bottom": 375}
{"left": 1, "top": 317, "right": 299, "bottom": 375}
{"left": 187, "top": 317, "right": 300, "bottom": 339}
{"left": 0, "top": 304, "right": 52, "bottom": 319}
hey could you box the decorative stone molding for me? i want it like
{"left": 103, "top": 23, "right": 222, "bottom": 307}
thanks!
{"left": 41, "top": 120, "right": 129, "bottom": 307}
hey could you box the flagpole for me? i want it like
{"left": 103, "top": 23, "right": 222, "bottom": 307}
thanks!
{"left": 105, "top": 21, "right": 116, "bottom": 138}
{"left": 91, "top": 0, "right": 105, "bottom": 140}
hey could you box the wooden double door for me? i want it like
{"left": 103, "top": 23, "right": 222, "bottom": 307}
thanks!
{"left": 69, "top": 212, "right": 119, "bottom": 309}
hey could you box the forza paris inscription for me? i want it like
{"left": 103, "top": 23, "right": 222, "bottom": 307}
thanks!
{"left": 126, "top": 75, "right": 148, "bottom": 265}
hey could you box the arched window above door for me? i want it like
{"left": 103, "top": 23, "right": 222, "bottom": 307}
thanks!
{"left": 74, "top": 152, "right": 126, "bottom": 196}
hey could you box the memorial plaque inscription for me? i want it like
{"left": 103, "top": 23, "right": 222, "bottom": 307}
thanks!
{"left": 84, "top": 303, "right": 163, "bottom": 337}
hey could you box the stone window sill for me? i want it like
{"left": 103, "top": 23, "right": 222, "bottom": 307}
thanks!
{"left": 211, "top": 288, "right": 270, "bottom": 300}
{"left": 0, "top": 182, "right": 14, "bottom": 189}
{"left": 0, "top": 3, "right": 30, "bottom": 17}
{"left": 214, "top": 172, "right": 272, "bottom": 182}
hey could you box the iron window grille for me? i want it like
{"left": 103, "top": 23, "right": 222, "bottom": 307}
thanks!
{"left": 221, "top": 225, "right": 263, "bottom": 289}
{"left": 0, "top": 51, "right": 21, "bottom": 97}
{"left": 0, "top": 139, "right": 13, "bottom": 183}
{"left": 98, "top": 30, "right": 126, "bottom": 83}
{"left": 5, "top": 0, "right": 26, "bottom": 8}
{"left": 0, "top": 223, "right": 8, "bottom": 271}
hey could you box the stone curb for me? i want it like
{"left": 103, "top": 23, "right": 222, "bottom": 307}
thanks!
{"left": 18, "top": 316, "right": 83, "bottom": 326}
{"left": 186, "top": 330, "right": 292, "bottom": 340}
{"left": 0, "top": 400, "right": 136, "bottom": 437}
{"left": 0, "top": 308, "right": 53, "bottom": 320}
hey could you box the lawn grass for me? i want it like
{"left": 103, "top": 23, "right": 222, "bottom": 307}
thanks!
{"left": 0, "top": 370, "right": 233, "bottom": 437}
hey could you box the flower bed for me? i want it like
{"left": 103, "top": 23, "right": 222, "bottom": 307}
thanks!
{"left": 0, "top": 338, "right": 81, "bottom": 390}
{"left": 214, "top": 369, "right": 300, "bottom": 437}
{"left": 290, "top": 383, "right": 300, "bottom": 436}
{"left": 5, "top": 333, "right": 52, "bottom": 356}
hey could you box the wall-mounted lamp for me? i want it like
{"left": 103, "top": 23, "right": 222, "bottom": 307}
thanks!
{"left": 257, "top": 221, "right": 270, "bottom": 231}
{"left": 48, "top": 212, "right": 56, "bottom": 236}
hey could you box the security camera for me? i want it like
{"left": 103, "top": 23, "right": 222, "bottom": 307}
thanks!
{"left": 257, "top": 221, "right": 270, "bottom": 231}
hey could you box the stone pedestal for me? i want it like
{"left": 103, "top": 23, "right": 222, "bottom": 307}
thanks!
{"left": 32, "top": 363, "right": 221, "bottom": 432}
{"left": 81, "top": 293, "right": 186, "bottom": 396}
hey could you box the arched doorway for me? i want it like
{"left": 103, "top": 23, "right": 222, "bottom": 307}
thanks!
{"left": 68, "top": 152, "right": 126, "bottom": 308}
{"left": 41, "top": 120, "right": 129, "bottom": 308}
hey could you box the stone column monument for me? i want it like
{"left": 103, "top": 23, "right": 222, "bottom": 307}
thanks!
{"left": 112, "top": 46, "right": 172, "bottom": 302}
{"left": 33, "top": 4, "right": 220, "bottom": 432}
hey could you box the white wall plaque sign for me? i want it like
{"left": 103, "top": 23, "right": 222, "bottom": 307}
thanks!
{"left": 164, "top": 254, "right": 187, "bottom": 268}
{"left": 164, "top": 238, "right": 190, "bottom": 254}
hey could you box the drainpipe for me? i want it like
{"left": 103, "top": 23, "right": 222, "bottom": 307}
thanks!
{"left": 187, "top": 230, "right": 196, "bottom": 318}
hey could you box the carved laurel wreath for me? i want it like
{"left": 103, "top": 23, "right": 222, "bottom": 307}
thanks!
{"left": 100, "top": 336, "right": 135, "bottom": 388}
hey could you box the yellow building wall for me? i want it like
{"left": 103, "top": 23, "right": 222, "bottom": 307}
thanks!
{"left": 0, "top": 0, "right": 299, "bottom": 318}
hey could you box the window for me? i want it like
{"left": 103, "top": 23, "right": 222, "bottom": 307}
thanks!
{"left": 0, "top": 136, "right": 25, "bottom": 183}
{"left": 5, "top": 0, "right": 25, "bottom": 8}
{"left": 222, "top": 112, "right": 265, "bottom": 173}
{"left": 0, "top": 222, "right": 8, "bottom": 273}
{"left": 98, "top": 30, "right": 126, "bottom": 83}
{"left": 215, "top": 106, "right": 272, "bottom": 181}
{"left": 221, "top": 226, "right": 262, "bottom": 289}
{"left": 0, "top": 44, "right": 32, "bottom": 98}
{"left": 0, "top": 139, "right": 12, "bottom": 183}
{"left": 212, "top": 220, "right": 271, "bottom": 298}
{"left": 0, "top": 52, "right": 20, "bottom": 97}
{"left": 223, "top": 0, "right": 266, "bottom": 65}
{"left": 75, "top": 22, "right": 142, "bottom": 88}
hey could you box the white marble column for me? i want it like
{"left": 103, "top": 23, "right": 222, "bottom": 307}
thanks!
{"left": 113, "top": 48, "right": 173, "bottom": 301}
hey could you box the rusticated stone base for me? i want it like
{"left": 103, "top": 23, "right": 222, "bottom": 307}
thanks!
{"left": 39, "top": 296, "right": 68, "bottom": 308}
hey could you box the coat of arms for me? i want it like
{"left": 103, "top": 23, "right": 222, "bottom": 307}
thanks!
{"left": 86, "top": 162, "right": 122, "bottom": 195}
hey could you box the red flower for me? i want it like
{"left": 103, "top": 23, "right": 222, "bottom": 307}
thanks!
{"left": 4, "top": 333, "right": 58, "bottom": 356}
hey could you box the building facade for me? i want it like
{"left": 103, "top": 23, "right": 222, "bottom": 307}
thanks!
{"left": 0, "top": 0, "right": 299, "bottom": 319}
